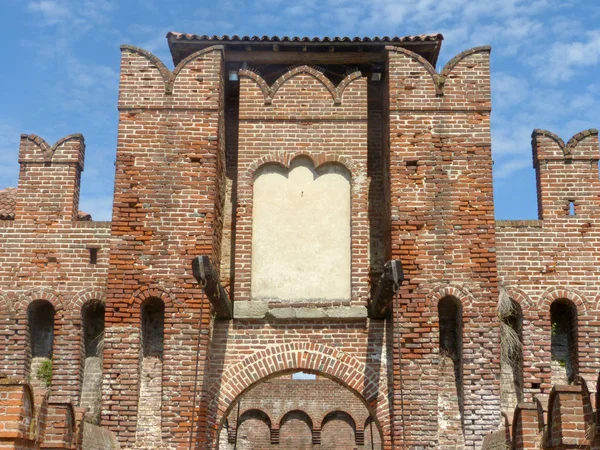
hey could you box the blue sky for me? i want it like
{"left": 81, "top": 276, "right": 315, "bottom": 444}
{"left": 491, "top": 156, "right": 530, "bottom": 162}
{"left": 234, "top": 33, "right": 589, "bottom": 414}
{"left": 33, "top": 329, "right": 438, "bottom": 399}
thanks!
{"left": 1, "top": 0, "right": 599, "bottom": 221}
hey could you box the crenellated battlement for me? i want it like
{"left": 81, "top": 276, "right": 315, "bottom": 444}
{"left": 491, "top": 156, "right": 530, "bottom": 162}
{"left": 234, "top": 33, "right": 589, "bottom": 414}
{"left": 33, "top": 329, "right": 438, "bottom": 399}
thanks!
{"left": 238, "top": 66, "right": 366, "bottom": 120}
{"left": 484, "top": 372, "right": 600, "bottom": 449}
{"left": 532, "top": 128, "right": 600, "bottom": 220}
{"left": 118, "top": 44, "right": 224, "bottom": 109}
{"left": 19, "top": 133, "right": 85, "bottom": 169}
{"left": 15, "top": 133, "right": 86, "bottom": 225}
{"left": 387, "top": 45, "right": 491, "bottom": 110}
{"left": 533, "top": 128, "right": 599, "bottom": 162}
{"left": 1, "top": 32, "right": 600, "bottom": 450}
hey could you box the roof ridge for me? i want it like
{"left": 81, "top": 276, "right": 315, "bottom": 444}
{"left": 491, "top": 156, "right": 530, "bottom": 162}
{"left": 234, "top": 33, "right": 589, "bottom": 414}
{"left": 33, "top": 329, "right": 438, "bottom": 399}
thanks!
{"left": 166, "top": 32, "right": 444, "bottom": 43}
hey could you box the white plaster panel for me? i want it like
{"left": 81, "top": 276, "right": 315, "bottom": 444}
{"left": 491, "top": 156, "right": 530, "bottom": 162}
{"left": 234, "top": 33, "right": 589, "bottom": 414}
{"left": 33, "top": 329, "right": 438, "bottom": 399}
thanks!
{"left": 251, "top": 157, "right": 351, "bottom": 301}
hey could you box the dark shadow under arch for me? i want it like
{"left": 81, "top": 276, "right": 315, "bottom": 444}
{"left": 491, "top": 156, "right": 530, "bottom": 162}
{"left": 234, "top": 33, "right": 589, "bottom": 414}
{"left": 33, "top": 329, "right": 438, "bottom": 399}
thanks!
{"left": 321, "top": 410, "right": 357, "bottom": 448}
{"left": 214, "top": 367, "right": 386, "bottom": 448}
{"left": 550, "top": 298, "right": 578, "bottom": 383}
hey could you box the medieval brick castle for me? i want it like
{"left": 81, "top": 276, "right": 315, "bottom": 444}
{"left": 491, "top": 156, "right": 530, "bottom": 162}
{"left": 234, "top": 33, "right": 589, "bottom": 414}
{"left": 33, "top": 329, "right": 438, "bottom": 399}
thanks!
{"left": 0, "top": 31, "right": 599, "bottom": 450}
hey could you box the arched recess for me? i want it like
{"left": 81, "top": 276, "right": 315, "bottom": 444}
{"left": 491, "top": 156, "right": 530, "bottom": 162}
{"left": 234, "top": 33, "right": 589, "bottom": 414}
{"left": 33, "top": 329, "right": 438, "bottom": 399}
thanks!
{"left": 232, "top": 409, "right": 272, "bottom": 448}
{"left": 437, "top": 295, "right": 465, "bottom": 448}
{"left": 320, "top": 410, "right": 357, "bottom": 449}
{"left": 550, "top": 298, "right": 578, "bottom": 384}
{"left": 279, "top": 410, "right": 313, "bottom": 447}
{"left": 8, "top": 289, "right": 64, "bottom": 382}
{"left": 208, "top": 342, "right": 391, "bottom": 448}
{"left": 498, "top": 289, "right": 524, "bottom": 412}
{"left": 251, "top": 156, "right": 352, "bottom": 301}
{"left": 28, "top": 299, "right": 55, "bottom": 389}
{"left": 79, "top": 299, "right": 105, "bottom": 423}
{"left": 135, "top": 297, "right": 165, "bottom": 447}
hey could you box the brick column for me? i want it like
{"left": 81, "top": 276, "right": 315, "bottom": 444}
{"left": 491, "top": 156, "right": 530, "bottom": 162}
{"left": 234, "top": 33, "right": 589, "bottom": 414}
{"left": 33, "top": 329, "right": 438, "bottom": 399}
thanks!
{"left": 387, "top": 45, "right": 499, "bottom": 448}
{"left": 103, "top": 44, "right": 226, "bottom": 448}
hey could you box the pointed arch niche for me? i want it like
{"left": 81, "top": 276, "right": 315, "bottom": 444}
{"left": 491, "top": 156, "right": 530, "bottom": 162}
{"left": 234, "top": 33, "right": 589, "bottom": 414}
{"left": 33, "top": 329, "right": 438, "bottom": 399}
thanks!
{"left": 251, "top": 156, "right": 351, "bottom": 301}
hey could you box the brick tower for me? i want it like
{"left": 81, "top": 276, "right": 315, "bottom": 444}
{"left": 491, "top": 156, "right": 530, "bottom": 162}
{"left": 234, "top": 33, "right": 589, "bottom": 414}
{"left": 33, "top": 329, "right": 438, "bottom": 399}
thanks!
{"left": 1, "top": 32, "right": 599, "bottom": 450}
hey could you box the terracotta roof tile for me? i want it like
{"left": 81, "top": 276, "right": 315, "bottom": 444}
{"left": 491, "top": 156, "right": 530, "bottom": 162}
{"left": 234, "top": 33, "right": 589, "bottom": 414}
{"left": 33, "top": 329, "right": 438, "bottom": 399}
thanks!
{"left": 0, "top": 187, "right": 92, "bottom": 221}
{"left": 166, "top": 32, "right": 443, "bottom": 44}
{"left": 0, "top": 188, "right": 16, "bottom": 220}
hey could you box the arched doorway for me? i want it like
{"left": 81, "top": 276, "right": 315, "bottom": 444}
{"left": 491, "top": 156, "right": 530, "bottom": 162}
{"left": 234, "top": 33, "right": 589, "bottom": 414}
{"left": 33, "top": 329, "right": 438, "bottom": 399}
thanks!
{"left": 217, "top": 371, "right": 384, "bottom": 449}
{"left": 206, "top": 343, "right": 391, "bottom": 448}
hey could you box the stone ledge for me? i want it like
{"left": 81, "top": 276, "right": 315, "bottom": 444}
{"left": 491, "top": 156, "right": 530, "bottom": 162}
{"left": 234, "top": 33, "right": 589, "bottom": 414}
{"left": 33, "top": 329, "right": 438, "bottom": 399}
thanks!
{"left": 234, "top": 301, "right": 367, "bottom": 320}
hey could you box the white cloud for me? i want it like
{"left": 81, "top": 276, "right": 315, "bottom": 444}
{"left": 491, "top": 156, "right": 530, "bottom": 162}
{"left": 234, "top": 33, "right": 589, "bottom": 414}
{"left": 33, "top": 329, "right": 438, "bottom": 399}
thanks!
{"left": 535, "top": 30, "right": 600, "bottom": 83}
{"left": 28, "top": 0, "right": 71, "bottom": 25}
{"left": 494, "top": 158, "right": 531, "bottom": 179}
{"left": 27, "top": 0, "right": 116, "bottom": 29}
{"left": 492, "top": 72, "right": 529, "bottom": 109}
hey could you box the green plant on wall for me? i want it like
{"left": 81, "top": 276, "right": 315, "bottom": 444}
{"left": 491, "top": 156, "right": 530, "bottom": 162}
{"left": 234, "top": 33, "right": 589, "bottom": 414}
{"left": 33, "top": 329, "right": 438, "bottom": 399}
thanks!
{"left": 36, "top": 359, "right": 52, "bottom": 387}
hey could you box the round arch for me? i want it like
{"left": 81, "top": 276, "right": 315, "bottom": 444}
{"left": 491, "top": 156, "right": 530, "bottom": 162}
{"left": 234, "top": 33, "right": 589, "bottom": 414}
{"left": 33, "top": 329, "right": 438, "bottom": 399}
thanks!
{"left": 247, "top": 151, "right": 360, "bottom": 183}
{"left": 207, "top": 342, "right": 391, "bottom": 448}
{"left": 15, "top": 288, "right": 64, "bottom": 316}
{"left": 539, "top": 287, "right": 587, "bottom": 315}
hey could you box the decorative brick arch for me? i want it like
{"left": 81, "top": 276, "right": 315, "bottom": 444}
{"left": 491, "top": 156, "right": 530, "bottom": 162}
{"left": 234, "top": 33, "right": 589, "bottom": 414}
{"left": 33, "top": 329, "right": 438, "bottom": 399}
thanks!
{"left": 499, "top": 285, "right": 533, "bottom": 311}
{"left": 279, "top": 409, "right": 314, "bottom": 429}
{"left": 387, "top": 46, "right": 491, "bottom": 95}
{"left": 119, "top": 44, "right": 223, "bottom": 95}
{"left": 72, "top": 289, "right": 106, "bottom": 311}
{"left": 238, "top": 69, "right": 272, "bottom": 104}
{"left": 319, "top": 409, "right": 358, "bottom": 430}
{"left": 240, "top": 67, "right": 363, "bottom": 106}
{"left": 0, "top": 290, "right": 10, "bottom": 314}
{"left": 128, "top": 285, "right": 178, "bottom": 309}
{"left": 20, "top": 133, "right": 84, "bottom": 164}
{"left": 591, "top": 293, "right": 600, "bottom": 312}
{"left": 207, "top": 342, "right": 391, "bottom": 448}
{"left": 237, "top": 407, "right": 273, "bottom": 428}
{"left": 247, "top": 151, "right": 360, "bottom": 182}
{"left": 271, "top": 65, "right": 338, "bottom": 103}
{"left": 539, "top": 287, "right": 588, "bottom": 315}
{"left": 426, "top": 283, "right": 475, "bottom": 310}
{"left": 533, "top": 128, "right": 599, "bottom": 159}
{"left": 15, "top": 288, "right": 64, "bottom": 316}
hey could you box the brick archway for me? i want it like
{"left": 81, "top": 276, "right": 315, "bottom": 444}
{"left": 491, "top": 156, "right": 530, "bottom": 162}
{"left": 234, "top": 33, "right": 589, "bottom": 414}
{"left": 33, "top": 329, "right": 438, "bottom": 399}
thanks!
{"left": 206, "top": 342, "right": 392, "bottom": 449}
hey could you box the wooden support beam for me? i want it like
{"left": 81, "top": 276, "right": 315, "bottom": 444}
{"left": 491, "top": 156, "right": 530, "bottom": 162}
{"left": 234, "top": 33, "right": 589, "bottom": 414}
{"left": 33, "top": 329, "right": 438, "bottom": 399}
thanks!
{"left": 368, "top": 260, "right": 404, "bottom": 319}
{"left": 224, "top": 50, "right": 385, "bottom": 64}
{"left": 192, "top": 255, "right": 232, "bottom": 319}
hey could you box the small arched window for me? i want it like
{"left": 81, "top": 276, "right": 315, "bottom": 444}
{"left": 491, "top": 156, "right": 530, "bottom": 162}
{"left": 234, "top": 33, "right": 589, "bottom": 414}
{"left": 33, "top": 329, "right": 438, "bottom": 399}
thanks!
{"left": 550, "top": 299, "right": 578, "bottom": 383}
{"left": 439, "top": 296, "right": 462, "bottom": 361}
{"left": 141, "top": 298, "right": 164, "bottom": 359}
{"left": 438, "top": 296, "right": 464, "bottom": 447}
{"left": 82, "top": 301, "right": 105, "bottom": 358}
{"left": 80, "top": 301, "right": 105, "bottom": 422}
{"left": 499, "top": 295, "right": 523, "bottom": 410}
{"left": 28, "top": 300, "right": 55, "bottom": 387}
{"left": 136, "top": 297, "right": 165, "bottom": 446}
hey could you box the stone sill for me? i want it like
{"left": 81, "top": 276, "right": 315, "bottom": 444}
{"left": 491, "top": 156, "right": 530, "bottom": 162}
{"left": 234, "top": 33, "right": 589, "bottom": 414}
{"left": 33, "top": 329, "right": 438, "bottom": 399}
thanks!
{"left": 234, "top": 300, "right": 367, "bottom": 320}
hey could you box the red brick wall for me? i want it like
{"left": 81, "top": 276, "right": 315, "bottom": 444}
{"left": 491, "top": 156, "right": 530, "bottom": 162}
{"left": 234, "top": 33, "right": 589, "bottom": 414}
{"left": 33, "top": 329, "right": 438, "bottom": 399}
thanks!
{"left": 233, "top": 66, "right": 369, "bottom": 306}
{"left": 102, "top": 44, "right": 226, "bottom": 447}
{"left": 222, "top": 376, "right": 379, "bottom": 448}
{"left": 0, "top": 134, "right": 110, "bottom": 405}
{"left": 1, "top": 38, "right": 599, "bottom": 450}
{"left": 496, "top": 130, "right": 600, "bottom": 399}
{"left": 387, "top": 45, "right": 500, "bottom": 447}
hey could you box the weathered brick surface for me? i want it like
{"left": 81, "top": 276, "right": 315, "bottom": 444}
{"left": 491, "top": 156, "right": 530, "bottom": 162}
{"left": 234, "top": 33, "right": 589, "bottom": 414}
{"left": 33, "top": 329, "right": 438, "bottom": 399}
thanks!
{"left": 387, "top": 45, "right": 500, "bottom": 447}
{"left": 221, "top": 375, "right": 381, "bottom": 448}
{"left": 0, "top": 34, "right": 599, "bottom": 450}
{"left": 0, "top": 133, "right": 110, "bottom": 405}
{"left": 496, "top": 130, "right": 600, "bottom": 403}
